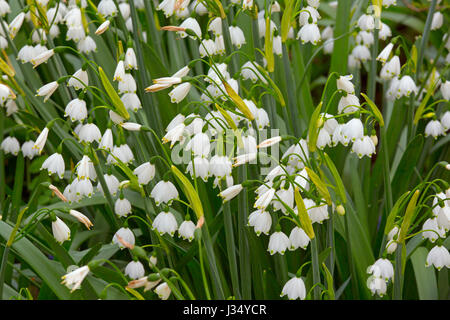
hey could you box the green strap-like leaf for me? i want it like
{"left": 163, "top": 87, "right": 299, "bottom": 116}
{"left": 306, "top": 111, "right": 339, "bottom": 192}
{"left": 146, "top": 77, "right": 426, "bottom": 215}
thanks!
{"left": 98, "top": 67, "right": 130, "bottom": 120}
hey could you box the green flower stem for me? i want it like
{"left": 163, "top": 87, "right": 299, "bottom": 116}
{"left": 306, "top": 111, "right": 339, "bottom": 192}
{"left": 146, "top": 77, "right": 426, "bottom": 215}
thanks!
{"left": 416, "top": 0, "right": 437, "bottom": 82}
{"left": 0, "top": 109, "right": 4, "bottom": 204}
{"left": 282, "top": 43, "right": 300, "bottom": 137}
{"left": 393, "top": 243, "right": 403, "bottom": 299}
{"left": 368, "top": 27, "right": 379, "bottom": 101}
{"left": 0, "top": 207, "right": 27, "bottom": 299}
{"left": 197, "top": 233, "right": 212, "bottom": 299}
{"left": 238, "top": 166, "right": 252, "bottom": 299}
{"left": 222, "top": 181, "right": 241, "bottom": 299}
{"left": 310, "top": 226, "right": 321, "bottom": 300}
{"left": 91, "top": 148, "right": 119, "bottom": 229}
{"left": 344, "top": 212, "right": 359, "bottom": 299}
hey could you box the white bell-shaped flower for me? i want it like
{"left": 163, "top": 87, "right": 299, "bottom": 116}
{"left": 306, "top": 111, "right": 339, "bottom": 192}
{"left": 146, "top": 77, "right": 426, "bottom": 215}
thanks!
{"left": 268, "top": 231, "right": 290, "bottom": 255}
{"left": 209, "top": 155, "right": 232, "bottom": 178}
{"left": 297, "top": 23, "right": 321, "bottom": 45}
{"left": 41, "top": 153, "right": 65, "bottom": 178}
{"left": 125, "top": 260, "right": 145, "bottom": 280}
{"left": 115, "top": 197, "right": 132, "bottom": 217}
{"left": 64, "top": 98, "right": 87, "bottom": 122}
{"left": 422, "top": 218, "right": 446, "bottom": 243}
{"left": 1, "top": 136, "right": 20, "bottom": 156}
{"left": 342, "top": 118, "right": 364, "bottom": 142}
{"left": 281, "top": 276, "right": 306, "bottom": 300}
{"left": 33, "top": 127, "right": 49, "bottom": 154}
{"left": 248, "top": 210, "right": 272, "bottom": 236}
{"left": 178, "top": 220, "right": 196, "bottom": 241}
{"left": 186, "top": 156, "right": 210, "bottom": 182}
{"left": 151, "top": 180, "right": 179, "bottom": 205}
{"left": 367, "top": 258, "right": 394, "bottom": 281}
{"left": 351, "top": 136, "right": 376, "bottom": 158}
{"left": 133, "top": 162, "right": 156, "bottom": 185}
{"left": 425, "top": 120, "right": 445, "bottom": 139}
{"left": 78, "top": 123, "right": 102, "bottom": 143}
{"left": 289, "top": 227, "right": 310, "bottom": 250}
{"left": 426, "top": 245, "right": 450, "bottom": 270}
{"left": 152, "top": 210, "right": 178, "bottom": 236}
{"left": 97, "top": 174, "right": 120, "bottom": 196}
{"left": 337, "top": 75, "right": 355, "bottom": 94}
{"left": 113, "top": 227, "right": 135, "bottom": 249}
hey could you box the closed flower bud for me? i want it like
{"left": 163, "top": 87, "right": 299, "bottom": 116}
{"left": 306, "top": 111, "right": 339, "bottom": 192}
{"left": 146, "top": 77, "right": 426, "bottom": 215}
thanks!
{"left": 95, "top": 20, "right": 110, "bottom": 35}
{"left": 219, "top": 184, "right": 243, "bottom": 202}
{"left": 33, "top": 127, "right": 49, "bottom": 154}
{"left": 52, "top": 217, "right": 71, "bottom": 244}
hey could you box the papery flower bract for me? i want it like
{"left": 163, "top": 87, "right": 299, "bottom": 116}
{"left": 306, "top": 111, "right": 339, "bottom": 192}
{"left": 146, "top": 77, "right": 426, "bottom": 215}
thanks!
{"left": 69, "top": 209, "right": 93, "bottom": 230}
